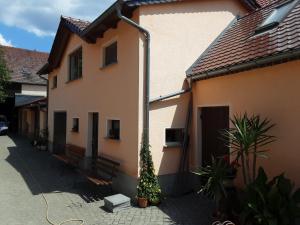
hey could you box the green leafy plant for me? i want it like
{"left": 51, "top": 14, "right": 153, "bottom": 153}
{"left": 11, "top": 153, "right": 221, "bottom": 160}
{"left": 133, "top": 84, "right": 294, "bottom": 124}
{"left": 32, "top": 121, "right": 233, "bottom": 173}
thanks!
{"left": 221, "top": 113, "right": 275, "bottom": 185}
{"left": 241, "top": 167, "right": 300, "bottom": 225}
{"left": 137, "top": 131, "right": 161, "bottom": 203}
{"left": 37, "top": 129, "right": 48, "bottom": 146}
{"left": 0, "top": 47, "right": 10, "bottom": 103}
{"left": 194, "top": 157, "right": 232, "bottom": 211}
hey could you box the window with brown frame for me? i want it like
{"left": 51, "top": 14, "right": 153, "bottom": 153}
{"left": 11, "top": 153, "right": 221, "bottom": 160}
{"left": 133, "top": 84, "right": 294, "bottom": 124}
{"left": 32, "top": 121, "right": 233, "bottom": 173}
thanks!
{"left": 69, "top": 47, "right": 82, "bottom": 81}
{"left": 103, "top": 42, "right": 117, "bottom": 67}
{"left": 52, "top": 76, "right": 57, "bottom": 89}
{"left": 107, "top": 119, "right": 120, "bottom": 140}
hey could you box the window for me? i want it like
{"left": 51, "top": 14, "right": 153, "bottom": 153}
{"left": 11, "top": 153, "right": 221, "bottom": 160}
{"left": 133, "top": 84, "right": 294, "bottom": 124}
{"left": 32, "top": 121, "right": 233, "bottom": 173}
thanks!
{"left": 165, "top": 128, "right": 184, "bottom": 147}
{"left": 69, "top": 47, "right": 82, "bottom": 81}
{"left": 255, "top": 0, "right": 297, "bottom": 34}
{"left": 107, "top": 120, "right": 120, "bottom": 140}
{"left": 72, "top": 118, "right": 79, "bottom": 132}
{"left": 52, "top": 76, "right": 57, "bottom": 89}
{"left": 103, "top": 42, "right": 117, "bottom": 67}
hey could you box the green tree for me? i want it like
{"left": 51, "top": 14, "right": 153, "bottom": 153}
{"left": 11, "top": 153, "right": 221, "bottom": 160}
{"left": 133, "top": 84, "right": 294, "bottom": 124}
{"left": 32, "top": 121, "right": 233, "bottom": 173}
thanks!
{"left": 0, "top": 46, "right": 10, "bottom": 103}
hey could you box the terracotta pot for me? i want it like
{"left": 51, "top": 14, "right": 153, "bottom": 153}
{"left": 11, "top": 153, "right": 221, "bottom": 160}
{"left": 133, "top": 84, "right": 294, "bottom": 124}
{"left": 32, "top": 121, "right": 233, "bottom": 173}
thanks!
{"left": 138, "top": 197, "right": 148, "bottom": 208}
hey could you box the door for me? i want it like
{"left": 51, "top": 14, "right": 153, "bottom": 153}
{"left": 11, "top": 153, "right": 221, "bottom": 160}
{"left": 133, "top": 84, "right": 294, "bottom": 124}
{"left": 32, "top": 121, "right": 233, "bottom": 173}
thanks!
{"left": 53, "top": 112, "right": 67, "bottom": 155}
{"left": 91, "top": 113, "right": 99, "bottom": 160}
{"left": 201, "top": 106, "right": 229, "bottom": 166}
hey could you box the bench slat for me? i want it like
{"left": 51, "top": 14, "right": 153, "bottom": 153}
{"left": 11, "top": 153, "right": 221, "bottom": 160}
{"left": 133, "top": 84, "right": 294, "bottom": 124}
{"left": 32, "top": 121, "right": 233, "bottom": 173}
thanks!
{"left": 86, "top": 175, "right": 112, "bottom": 186}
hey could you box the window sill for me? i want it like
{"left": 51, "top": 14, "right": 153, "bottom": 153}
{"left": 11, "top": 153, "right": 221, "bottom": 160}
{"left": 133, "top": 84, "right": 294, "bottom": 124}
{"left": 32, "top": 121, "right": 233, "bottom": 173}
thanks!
{"left": 164, "top": 143, "right": 182, "bottom": 148}
{"left": 100, "top": 62, "right": 118, "bottom": 70}
{"left": 51, "top": 87, "right": 57, "bottom": 90}
{"left": 105, "top": 136, "right": 121, "bottom": 141}
{"left": 66, "top": 77, "right": 83, "bottom": 84}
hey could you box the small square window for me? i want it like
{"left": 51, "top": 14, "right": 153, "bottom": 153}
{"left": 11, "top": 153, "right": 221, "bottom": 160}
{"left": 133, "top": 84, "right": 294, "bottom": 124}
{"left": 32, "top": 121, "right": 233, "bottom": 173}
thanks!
{"left": 52, "top": 76, "right": 57, "bottom": 89}
{"left": 69, "top": 47, "right": 82, "bottom": 81}
{"left": 72, "top": 118, "right": 79, "bottom": 132}
{"left": 103, "top": 42, "right": 117, "bottom": 67}
{"left": 107, "top": 120, "right": 120, "bottom": 140}
{"left": 255, "top": 0, "right": 297, "bottom": 34}
{"left": 165, "top": 128, "right": 184, "bottom": 147}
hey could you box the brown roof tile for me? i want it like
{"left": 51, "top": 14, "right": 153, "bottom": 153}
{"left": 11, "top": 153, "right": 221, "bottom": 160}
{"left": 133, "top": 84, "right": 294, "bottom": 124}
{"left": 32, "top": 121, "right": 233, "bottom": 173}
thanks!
{"left": 61, "top": 16, "right": 91, "bottom": 33}
{"left": 187, "top": 0, "right": 300, "bottom": 79}
{"left": 1, "top": 46, "right": 49, "bottom": 85}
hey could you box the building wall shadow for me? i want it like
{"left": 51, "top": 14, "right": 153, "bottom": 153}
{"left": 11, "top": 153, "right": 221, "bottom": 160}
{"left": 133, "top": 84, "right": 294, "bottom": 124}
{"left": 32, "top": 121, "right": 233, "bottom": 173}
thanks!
{"left": 5, "top": 135, "right": 110, "bottom": 203}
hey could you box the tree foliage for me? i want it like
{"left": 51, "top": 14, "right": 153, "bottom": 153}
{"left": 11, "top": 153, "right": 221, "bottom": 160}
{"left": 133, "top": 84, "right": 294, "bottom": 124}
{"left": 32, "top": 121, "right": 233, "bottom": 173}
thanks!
{"left": 0, "top": 46, "right": 10, "bottom": 103}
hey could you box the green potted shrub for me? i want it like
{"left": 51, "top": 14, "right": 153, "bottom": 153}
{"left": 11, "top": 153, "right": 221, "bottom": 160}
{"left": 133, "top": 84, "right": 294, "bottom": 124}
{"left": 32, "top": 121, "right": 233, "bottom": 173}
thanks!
{"left": 137, "top": 132, "right": 161, "bottom": 208}
{"left": 221, "top": 113, "right": 275, "bottom": 186}
{"left": 36, "top": 129, "right": 48, "bottom": 151}
{"left": 194, "top": 157, "right": 232, "bottom": 219}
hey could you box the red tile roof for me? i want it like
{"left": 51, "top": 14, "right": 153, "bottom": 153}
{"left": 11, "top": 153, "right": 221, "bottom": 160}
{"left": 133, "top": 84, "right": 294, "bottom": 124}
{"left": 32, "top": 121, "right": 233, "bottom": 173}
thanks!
{"left": 257, "top": 0, "right": 275, "bottom": 7}
{"left": 187, "top": 0, "right": 300, "bottom": 79}
{"left": 39, "top": 0, "right": 261, "bottom": 75}
{"left": 61, "top": 16, "right": 91, "bottom": 34}
{"left": 1, "top": 46, "right": 48, "bottom": 85}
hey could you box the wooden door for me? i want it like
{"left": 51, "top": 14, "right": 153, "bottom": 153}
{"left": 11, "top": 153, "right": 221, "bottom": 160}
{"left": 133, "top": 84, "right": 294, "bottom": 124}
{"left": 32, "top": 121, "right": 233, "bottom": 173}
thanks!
{"left": 91, "top": 113, "right": 99, "bottom": 160}
{"left": 53, "top": 112, "right": 67, "bottom": 154}
{"left": 201, "top": 106, "right": 229, "bottom": 166}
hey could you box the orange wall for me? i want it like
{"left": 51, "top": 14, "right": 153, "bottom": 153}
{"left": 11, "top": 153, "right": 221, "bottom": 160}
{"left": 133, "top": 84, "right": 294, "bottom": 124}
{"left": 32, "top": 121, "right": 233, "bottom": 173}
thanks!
{"left": 139, "top": 0, "right": 246, "bottom": 175}
{"left": 48, "top": 12, "right": 140, "bottom": 177}
{"left": 48, "top": 0, "right": 247, "bottom": 179}
{"left": 192, "top": 60, "right": 300, "bottom": 187}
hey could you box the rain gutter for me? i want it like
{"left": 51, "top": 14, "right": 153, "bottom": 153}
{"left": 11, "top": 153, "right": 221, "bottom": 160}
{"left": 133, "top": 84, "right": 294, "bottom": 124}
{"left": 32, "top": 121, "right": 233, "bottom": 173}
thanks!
{"left": 189, "top": 48, "right": 300, "bottom": 81}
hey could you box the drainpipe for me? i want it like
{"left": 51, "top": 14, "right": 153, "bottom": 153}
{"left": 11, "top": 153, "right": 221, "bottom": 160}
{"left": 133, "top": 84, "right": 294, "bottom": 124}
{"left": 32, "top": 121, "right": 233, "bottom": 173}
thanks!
{"left": 116, "top": 3, "right": 151, "bottom": 144}
{"left": 38, "top": 74, "right": 49, "bottom": 133}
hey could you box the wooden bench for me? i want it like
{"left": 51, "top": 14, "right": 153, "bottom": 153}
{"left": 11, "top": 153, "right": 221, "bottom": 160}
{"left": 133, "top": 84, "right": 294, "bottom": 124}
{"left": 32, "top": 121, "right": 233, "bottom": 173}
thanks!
{"left": 83, "top": 156, "right": 120, "bottom": 192}
{"left": 53, "top": 144, "right": 85, "bottom": 172}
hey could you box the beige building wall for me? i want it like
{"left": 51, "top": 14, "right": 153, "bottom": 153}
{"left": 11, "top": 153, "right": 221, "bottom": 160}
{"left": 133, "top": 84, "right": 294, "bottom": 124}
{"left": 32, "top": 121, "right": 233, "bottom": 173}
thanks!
{"left": 138, "top": 0, "right": 246, "bottom": 176}
{"left": 192, "top": 60, "right": 300, "bottom": 187}
{"left": 48, "top": 11, "right": 141, "bottom": 180}
{"left": 20, "top": 108, "right": 35, "bottom": 138}
{"left": 39, "top": 110, "right": 47, "bottom": 132}
{"left": 47, "top": 0, "right": 248, "bottom": 195}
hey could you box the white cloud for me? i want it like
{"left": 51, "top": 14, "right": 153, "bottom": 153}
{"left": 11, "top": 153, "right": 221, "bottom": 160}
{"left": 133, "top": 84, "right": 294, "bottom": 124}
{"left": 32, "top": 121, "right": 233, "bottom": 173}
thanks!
{"left": 0, "top": 33, "right": 13, "bottom": 46}
{"left": 0, "top": 0, "right": 115, "bottom": 37}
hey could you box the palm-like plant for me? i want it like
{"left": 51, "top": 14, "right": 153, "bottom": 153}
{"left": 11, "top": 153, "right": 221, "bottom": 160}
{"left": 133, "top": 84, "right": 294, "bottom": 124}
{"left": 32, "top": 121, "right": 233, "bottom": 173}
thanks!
{"left": 193, "top": 157, "right": 228, "bottom": 207}
{"left": 221, "top": 113, "right": 275, "bottom": 185}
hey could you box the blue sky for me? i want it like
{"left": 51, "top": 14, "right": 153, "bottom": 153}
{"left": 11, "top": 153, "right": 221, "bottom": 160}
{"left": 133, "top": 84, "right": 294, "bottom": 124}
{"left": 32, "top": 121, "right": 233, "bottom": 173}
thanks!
{"left": 0, "top": 0, "right": 115, "bottom": 52}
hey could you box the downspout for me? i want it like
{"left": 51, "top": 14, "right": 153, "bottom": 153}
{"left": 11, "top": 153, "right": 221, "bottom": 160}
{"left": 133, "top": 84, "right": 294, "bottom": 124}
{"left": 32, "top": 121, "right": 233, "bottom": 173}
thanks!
{"left": 116, "top": 3, "right": 151, "bottom": 144}
{"left": 38, "top": 74, "right": 49, "bottom": 133}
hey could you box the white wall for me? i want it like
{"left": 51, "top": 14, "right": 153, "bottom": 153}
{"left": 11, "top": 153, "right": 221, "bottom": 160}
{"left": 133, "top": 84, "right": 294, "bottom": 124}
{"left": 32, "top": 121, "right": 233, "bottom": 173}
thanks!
{"left": 21, "top": 84, "right": 47, "bottom": 96}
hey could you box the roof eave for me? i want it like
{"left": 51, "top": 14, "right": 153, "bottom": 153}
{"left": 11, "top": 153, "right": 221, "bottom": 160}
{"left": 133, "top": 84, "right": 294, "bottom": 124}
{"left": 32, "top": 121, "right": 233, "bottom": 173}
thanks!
{"left": 188, "top": 48, "right": 300, "bottom": 81}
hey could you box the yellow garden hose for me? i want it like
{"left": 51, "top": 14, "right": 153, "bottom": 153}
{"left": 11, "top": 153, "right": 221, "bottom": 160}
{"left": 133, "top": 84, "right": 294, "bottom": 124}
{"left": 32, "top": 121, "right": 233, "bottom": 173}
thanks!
{"left": 14, "top": 147, "right": 85, "bottom": 225}
{"left": 212, "top": 221, "right": 235, "bottom": 225}
{"left": 41, "top": 192, "right": 84, "bottom": 225}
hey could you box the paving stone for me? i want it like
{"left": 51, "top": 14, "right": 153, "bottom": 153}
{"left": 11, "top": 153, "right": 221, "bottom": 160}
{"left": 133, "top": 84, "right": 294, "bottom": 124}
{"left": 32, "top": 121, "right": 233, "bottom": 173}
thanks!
{"left": 0, "top": 135, "right": 213, "bottom": 225}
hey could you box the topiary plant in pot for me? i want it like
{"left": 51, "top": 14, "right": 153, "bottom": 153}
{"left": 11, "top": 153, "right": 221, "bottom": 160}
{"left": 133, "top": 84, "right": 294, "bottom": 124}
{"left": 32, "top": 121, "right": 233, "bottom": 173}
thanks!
{"left": 137, "top": 131, "right": 161, "bottom": 208}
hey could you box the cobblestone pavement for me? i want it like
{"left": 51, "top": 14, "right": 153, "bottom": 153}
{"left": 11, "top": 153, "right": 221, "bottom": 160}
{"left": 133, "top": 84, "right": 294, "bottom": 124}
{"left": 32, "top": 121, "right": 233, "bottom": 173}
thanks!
{"left": 0, "top": 135, "right": 213, "bottom": 225}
